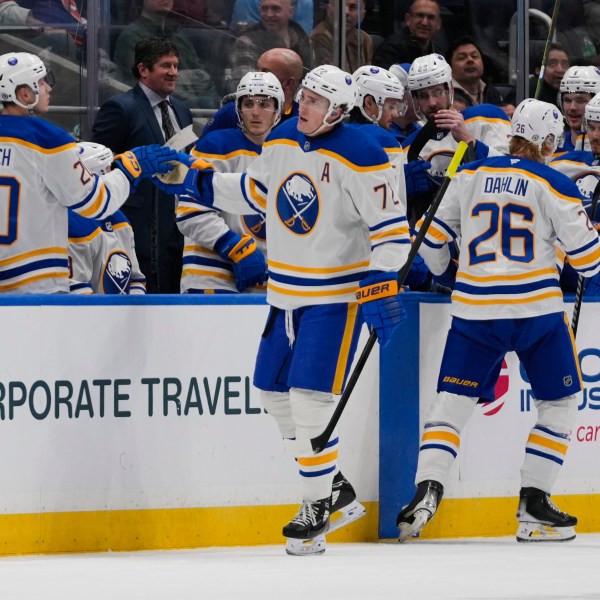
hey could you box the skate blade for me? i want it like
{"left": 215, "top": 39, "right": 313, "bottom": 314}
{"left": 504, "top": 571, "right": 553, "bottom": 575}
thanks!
{"left": 328, "top": 500, "right": 366, "bottom": 535}
{"left": 285, "top": 534, "right": 326, "bottom": 556}
{"left": 516, "top": 522, "right": 576, "bottom": 543}
{"left": 398, "top": 509, "right": 432, "bottom": 543}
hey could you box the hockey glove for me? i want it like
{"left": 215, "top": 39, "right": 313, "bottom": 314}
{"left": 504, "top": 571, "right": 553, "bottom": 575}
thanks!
{"left": 113, "top": 145, "right": 178, "bottom": 185}
{"left": 153, "top": 152, "right": 215, "bottom": 202}
{"left": 430, "top": 259, "right": 458, "bottom": 294}
{"left": 404, "top": 254, "right": 431, "bottom": 291}
{"left": 356, "top": 271, "right": 406, "bottom": 347}
{"left": 404, "top": 159, "right": 432, "bottom": 195}
{"left": 214, "top": 230, "right": 267, "bottom": 292}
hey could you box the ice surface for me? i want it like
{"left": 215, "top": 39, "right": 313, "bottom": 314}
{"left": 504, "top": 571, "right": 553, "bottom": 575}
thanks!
{"left": 0, "top": 535, "right": 598, "bottom": 600}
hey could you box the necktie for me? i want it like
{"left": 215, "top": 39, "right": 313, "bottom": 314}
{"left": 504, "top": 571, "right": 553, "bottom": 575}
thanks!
{"left": 159, "top": 99, "right": 176, "bottom": 142}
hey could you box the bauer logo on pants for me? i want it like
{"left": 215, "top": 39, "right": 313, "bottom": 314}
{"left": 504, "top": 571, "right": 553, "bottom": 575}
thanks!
{"left": 276, "top": 173, "right": 320, "bottom": 235}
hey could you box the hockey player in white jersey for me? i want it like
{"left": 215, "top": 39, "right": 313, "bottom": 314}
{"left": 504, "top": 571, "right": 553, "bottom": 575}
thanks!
{"left": 350, "top": 65, "right": 430, "bottom": 198}
{"left": 0, "top": 52, "right": 177, "bottom": 293}
{"left": 177, "top": 72, "right": 282, "bottom": 293}
{"left": 403, "top": 53, "right": 511, "bottom": 224}
{"left": 397, "top": 99, "right": 600, "bottom": 544}
{"left": 154, "top": 65, "right": 411, "bottom": 555}
{"left": 556, "top": 66, "right": 600, "bottom": 153}
{"left": 549, "top": 93, "right": 600, "bottom": 294}
{"left": 350, "top": 65, "right": 431, "bottom": 290}
{"left": 69, "top": 142, "right": 146, "bottom": 294}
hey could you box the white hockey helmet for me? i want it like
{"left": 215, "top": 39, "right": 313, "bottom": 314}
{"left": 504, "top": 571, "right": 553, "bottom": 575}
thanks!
{"left": 297, "top": 65, "right": 357, "bottom": 133}
{"left": 235, "top": 71, "right": 284, "bottom": 126}
{"left": 559, "top": 65, "right": 600, "bottom": 95}
{"left": 511, "top": 98, "right": 565, "bottom": 158}
{"left": 389, "top": 63, "right": 410, "bottom": 88}
{"left": 0, "top": 52, "right": 47, "bottom": 110}
{"left": 353, "top": 65, "right": 407, "bottom": 123}
{"left": 584, "top": 92, "right": 600, "bottom": 128}
{"left": 77, "top": 141, "right": 114, "bottom": 175}
{"left": 407, "top": 54, "right": 453, "bottom": 91}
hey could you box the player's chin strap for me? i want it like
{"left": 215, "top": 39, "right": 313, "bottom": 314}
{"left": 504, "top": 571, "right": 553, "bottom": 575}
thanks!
{"left": 309, "top": 141, "right": 470, "bottom": 455}
{"left": 306, "top": 107, "right": 347, "bottom": 137}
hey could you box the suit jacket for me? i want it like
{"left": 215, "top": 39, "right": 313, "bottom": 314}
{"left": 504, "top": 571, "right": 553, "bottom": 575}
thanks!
{"left": 92, "top": 84, "right": 193, "bottom": 293}
{"left": 373, "top": 25, "right": 441, "bottom": 70}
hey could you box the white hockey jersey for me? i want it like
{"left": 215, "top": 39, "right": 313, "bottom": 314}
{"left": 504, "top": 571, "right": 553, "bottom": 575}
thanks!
{"left": 550, "top": 150, "right": 600, "bottom": 213}
{"left": 208, "top": 117, "right": 411, "bottom": 309}
{"left": 179, "top": 129, "right": 267, "bottom": 293}
{"left": 418, "top": 155, "right": 600, "bottom": 320}
{"left": 402, "top": 104, "right": 511, "bottom": 181}
{"left": 0, "top": 115, "right": 130, "bottom": 293}
{"left": 68, "top": 210, "right": 146, "bottom": 294}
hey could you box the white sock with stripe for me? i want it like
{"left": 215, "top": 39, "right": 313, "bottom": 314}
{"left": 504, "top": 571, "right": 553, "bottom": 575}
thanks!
{"left": 520, "top": 395, "right": 578, "bottom": 493}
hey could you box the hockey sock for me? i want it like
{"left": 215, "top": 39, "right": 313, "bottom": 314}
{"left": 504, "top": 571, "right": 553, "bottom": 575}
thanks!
{"left": 261, "top": 390, "right": 295, "bottom": 439}
{"left": 291, "top": 387, "right": 337, "bottom": 500}
{"left": 520, "top": 395, "right": 578, "bottom": 493}
{"left": 416, "top": 391, "right": 478, "bottom": 487}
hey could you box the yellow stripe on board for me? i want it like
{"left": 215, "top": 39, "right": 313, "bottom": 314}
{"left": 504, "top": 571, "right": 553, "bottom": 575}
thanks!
{"left": 0, "top": 502, "right": 378, "bottom": 556}
{"left": 381, "top": 494, "right": 600, "bottom": 541}
{"left": 1, "top": 493, "right": 600, "bottom": 555}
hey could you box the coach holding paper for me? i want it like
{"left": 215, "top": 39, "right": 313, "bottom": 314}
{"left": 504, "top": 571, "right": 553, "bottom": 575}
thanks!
{"left": 93, "top": 36, "right": 193, "bottom": 293}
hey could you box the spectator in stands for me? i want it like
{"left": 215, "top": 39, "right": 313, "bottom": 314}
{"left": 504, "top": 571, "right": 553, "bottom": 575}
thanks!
{"left": 373, "top": 0, "right": 442, "bottom": 70}
{"left": 310, "top": 0, "right": 372, "bottom": 73}
{"left": 229, "top": 0, "right": 312, "bottom": 87}
{"left": 446, "top": 36, "right": 505, "bottom": 106}
{"left": 113, "top": 0, "right": 219, "bottom": 108}
{"left": 92, "top": 37, "right": 194, "bottom": 293}
{"left": 167, "top": 0, "right": 230, "bottom": 27}
{"left": 2, "top": 0, "right": 86, "bottom": 59}
{"left": 529, "top": 43, "right": 570, "bottom": 106}
{"left": 202, "top": 47, "right": 303, "bottom": 136}
{"left": 230, "top": 0, "right": 313, "bottom": 34}
{"left": 0, "top": 0, "right": 42, "bottom": 25}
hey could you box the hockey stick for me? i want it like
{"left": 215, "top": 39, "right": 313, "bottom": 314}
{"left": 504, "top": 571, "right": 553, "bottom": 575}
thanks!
{"left": 407, "top": 119, "right": 440, "bottom": 162}
{"left": 571, "top": 179, "right": 600, "bottom": 336}
{"left": 310, "top": 141, "right": 470, "bottom": 454}
{"left": 534, "top": 0, "right": 562, "bottom": 100}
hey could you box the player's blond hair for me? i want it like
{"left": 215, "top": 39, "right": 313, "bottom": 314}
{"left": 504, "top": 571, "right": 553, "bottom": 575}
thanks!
{"left": 509, "top": 136, "right": 544, "bottom": 162}
{"left": 508, "top": 135, "right": 554, "bottom": 163}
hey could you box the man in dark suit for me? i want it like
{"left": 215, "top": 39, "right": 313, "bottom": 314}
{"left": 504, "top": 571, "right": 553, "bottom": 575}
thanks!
{"left": 92, "top": 36, "right": 193, "bottom": 293}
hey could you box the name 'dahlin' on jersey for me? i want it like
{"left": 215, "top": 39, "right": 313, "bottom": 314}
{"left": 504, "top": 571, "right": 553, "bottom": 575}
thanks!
{"left": 484, "top": 175, "right": 529, "bottom": 197}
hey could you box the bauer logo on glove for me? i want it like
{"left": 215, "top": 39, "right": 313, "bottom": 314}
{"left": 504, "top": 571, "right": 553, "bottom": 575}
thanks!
{"left": 356, "top": 280, "right": 398, "bottom": 302}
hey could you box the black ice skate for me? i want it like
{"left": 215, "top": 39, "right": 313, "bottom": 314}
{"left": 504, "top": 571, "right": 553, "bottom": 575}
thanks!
{"left": 397, "top": 480, "right": 444, "bottom": 542}
{"left": 516, "top": 487, "right": 577, "bottom": 542}
{"left": 328, "top": 471, "right": 366, "bottom": 534}
{"left": 284, "top": 497, "right": 330, "bottom": 556}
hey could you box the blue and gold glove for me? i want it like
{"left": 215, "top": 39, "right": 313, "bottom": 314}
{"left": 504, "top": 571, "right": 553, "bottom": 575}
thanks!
{"left": 113, "top": 144, "right": 178, "bottom": 185}
{"left": 153, "top": 152, "right": 214, "bottom": 202}
{"left": 356, "top": 271, "right": 406, "bottom": 347}
{"left": 214, "top": 230, "right": 267, "bottom": 292}
{"left": 404, "top": 159, "right": 432, "bottom": 195}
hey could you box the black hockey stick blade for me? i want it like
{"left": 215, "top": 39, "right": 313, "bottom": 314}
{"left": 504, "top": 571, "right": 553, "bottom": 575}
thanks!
{"left": 310, "top": 141, "right": 470, "bottom": 454}
{"left": 407, "top": 119, "right": 441, "bottom": 163}
{"left": 571, "top": 178, "right": 600, "bottom": 336}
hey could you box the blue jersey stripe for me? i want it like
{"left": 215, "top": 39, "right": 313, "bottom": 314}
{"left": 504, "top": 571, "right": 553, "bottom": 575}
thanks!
{"left": 454, "top": 278, "right": 559, "bottom": 296}
{"left": 0, "top": 258, "right": 69, "bottom": 280}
